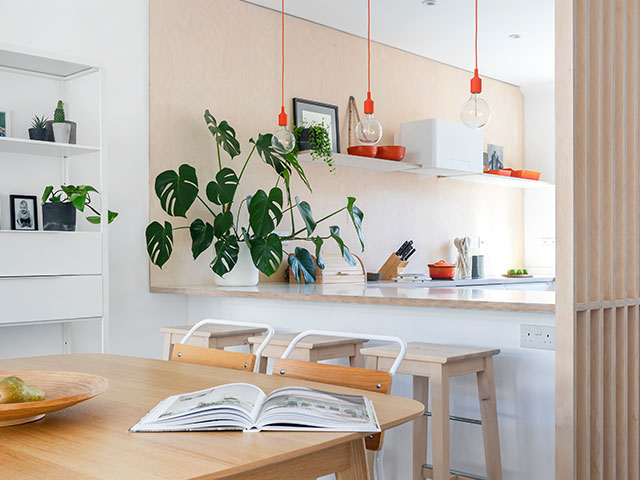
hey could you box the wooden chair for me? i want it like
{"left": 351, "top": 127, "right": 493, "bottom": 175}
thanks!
{"left": 171, "top": 319, "right": 274, "bottom": 373}
{"left": 273, "top": 330, "right": 407, "bottom": 480}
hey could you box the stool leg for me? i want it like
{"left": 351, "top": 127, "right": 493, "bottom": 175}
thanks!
{"left": 350, "top": 343, "right": 365, "bottom": 368}
{"left": 430, "top": 364, "right": 450, "bottom": 480}
{"left": 477, "top": 357, "right": 502, "bottom": 480}
{"left": 413, "top": 376, "right": 429, "bottom": 480}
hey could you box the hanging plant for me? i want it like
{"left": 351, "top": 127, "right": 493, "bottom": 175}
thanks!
{"left": 145, "top": 109, "right": 365, "bottom": 283}
{"left": 294, "top": 122, "right": 335, "bottom": 172}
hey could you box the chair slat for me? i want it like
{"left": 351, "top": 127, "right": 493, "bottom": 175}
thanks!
{"left": 171, "top": 344, "right": 256, "bottom": 372}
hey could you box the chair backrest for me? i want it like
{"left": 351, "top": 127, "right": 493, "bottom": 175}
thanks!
{"left": 273, "top": 330, "right": 407, "bottom": 451}
{"left": 173, "top": 319, "right": 275, "bottom": 373}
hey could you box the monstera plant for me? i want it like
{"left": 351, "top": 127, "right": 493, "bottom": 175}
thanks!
{"left": 145, "top": 109, "right": 365, "bottom": 283}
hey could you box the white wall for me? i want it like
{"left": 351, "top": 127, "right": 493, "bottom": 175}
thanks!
{"left": 0, "top": 0, "right": 185, "bottom": 358}
{"left": 522, "top": 83, "right": 556, "bottom": 275}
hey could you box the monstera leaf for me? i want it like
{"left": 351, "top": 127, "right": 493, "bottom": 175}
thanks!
{"left": 288, "top": 247, "right": 316, "bottom": 283}
{"left": 206, "top": 167, "right": 238, "bottom": 206}
{"left": 251, "top": 134, "right": 291, "bottom": 177}
{"left": 311, "top": 236, "right": 325, "bottom": 270}
{"left": 210, "top": 235, "right": 240, "bottom": 277}
{"left": 204, "top": 110, "right": 241, "bottom": 159}
{"left": 249, "top": 233, "right": 283, "bottom": 276}
{"left": 284, "top": 152, "right": 311, "bottom": 192}
{"left": 145, "top": 221, "right": 173, "bottom": 268}
{"left": 213, "top": 211, "right": 234, "bottom": 238}
{"left": 248, "top": 188, "right": 283, "bottom": 237}
{"left": 295, "top": 196, "right": 316, "bottom": 235}
{"left": 154, "top": 164, "right": 198, "bottom": 217}
{"left": 347, "top": 197, "right": 365, "bottom": 251}
{"left": 329, "top": 225, "right": 356, "bottom": 266}
{"left": 189, "top": 219, "right": 214, "bottom": 260}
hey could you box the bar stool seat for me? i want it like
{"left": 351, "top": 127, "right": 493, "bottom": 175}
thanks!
{"left": 160, "top": 324, "right": 267, "bottom": 360}
{"left": 248, "top": 332, "right": 368, "bottom": 373}
{"left": 361, "top": 342, "right": 502, "bottom": 480}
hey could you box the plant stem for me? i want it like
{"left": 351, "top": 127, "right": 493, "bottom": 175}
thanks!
{"left": 197, "top": 194, "right": 217, "bottom": 218}
{"left": 216, "top": 142, "right": 222, "bottom": 171}
{"left": 289, "top": 206, "right": 346, "bottom": 238}
{"left": 238, "top": 144, "right": 257, "bottom": 182}
{"left": 234, "top": 197, "right": 248, "bottom": 230}
{"left": 173, "top": 226, "right": 190, "bottom": 231}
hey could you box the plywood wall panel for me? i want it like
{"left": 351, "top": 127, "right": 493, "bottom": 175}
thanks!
{"left": 630, "top": 305, "right": 640, "bottom": 480}
{"left": 615, "top": 307, "right": 628, "bottom": 480}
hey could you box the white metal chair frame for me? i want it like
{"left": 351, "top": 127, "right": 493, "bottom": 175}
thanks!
{"left": 280, "top": 330, "right": 407, "bottom": 480}
{"left": 180, "top": 319, "right": 275, "bottom": 374}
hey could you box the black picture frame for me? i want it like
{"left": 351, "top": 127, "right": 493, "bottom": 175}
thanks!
{"left": 292, "top": 98, "right": 340, "bottom": 153}
{"left": 10, "top": 194, "right": 39, "bottom": 231}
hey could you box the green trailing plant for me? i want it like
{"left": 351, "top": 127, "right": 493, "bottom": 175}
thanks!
{"left": 145, "top": 109, "right": 365, "bottom": 283}
{"left": 294, "top": 122, "right": 335, "bottom": 172}
{"left": 53, "top": 100, "right": 65, "bottom": 123}
{"left": 31, "top": 115, "right": 48, "bottom": 130}
{"left": 42, "top": 184, "right": 118, "bottom": 224}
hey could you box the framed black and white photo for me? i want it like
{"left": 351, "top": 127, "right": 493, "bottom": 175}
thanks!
{"left": 10, "top": 195, "right": 38, "bottom": 231}
{"left": 0, "top": 108, "right": 10, "bottom": 137}
{"left": 292, "top": 98, "right": 340, "bottom": 153}
{"left": 486, "top": 144, "right": 504, "bottom": 170}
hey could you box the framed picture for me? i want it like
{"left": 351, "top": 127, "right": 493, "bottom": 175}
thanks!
{"left": 486, "top": 144, "right": 504, "bottom": 170}
{"left": 292, "top": 98, "right": 340, "bottom": 153}
{"left": 0, "top": 108, "right": 10, "bottom": 137}
{"left": 10, "top": 195, "right": 38, "bottom": 231}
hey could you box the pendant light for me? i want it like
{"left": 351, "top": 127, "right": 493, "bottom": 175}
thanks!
{"left": 271, "top": 0, "right": 295, "bottom": 154}
{"left": 355, "top": 0, "right": 383, "bottom": 145}
{"left": 460, "top": 0, "right": 491, "bottom": 129}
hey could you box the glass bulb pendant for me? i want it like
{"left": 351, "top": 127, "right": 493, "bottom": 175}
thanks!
{"left": 460, "top": 93, "right": 491, "bottom": 129}
{"left": 355, "top": 113, "right": 383, "bottom": 145}
{"left": 271, "top": 124, "right": 296, "bottom": 154}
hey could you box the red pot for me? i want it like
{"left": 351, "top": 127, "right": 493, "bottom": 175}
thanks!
{"left": 428, "top": 260, "right": 456, "bottom": 280}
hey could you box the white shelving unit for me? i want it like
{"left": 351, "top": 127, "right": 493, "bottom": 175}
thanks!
{"left": 438, "top": 173, "right": 555, "bottom": 189}
{"left": 298, "top": 151, "right": 419, "bottom": 173}
{"left": 0, "top": 45, "right": 108, "bottom": 353}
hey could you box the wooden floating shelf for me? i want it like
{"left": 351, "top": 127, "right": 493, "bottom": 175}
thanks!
{"left": 0, "top": 136, "right": 100, "bottom": 158}
{"left": 298, "top": 151, "right": 418, "bottom": 173}
{"left": 438, "top": 173, "right": 555, "bottom": 189}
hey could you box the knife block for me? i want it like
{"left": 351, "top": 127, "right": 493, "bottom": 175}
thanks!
{"left": 377, "top": 253, "right": 410, "bottom": 281}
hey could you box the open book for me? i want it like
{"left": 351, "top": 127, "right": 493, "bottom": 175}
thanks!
{"left": 130, "top": 383, "right": 380, "bottom": 433}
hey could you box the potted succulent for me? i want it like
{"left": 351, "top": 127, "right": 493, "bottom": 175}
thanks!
{"left": 294, "top": 122, "right": 335, "bottom": 172}
{"left": 41, "top": 184, "right": 118, "bottom": 231}
{"left": 52, "top": 101, "right": 71, "bottom": 143}
{"left": 28, "top": 115, "right": 48, "bottom": 141}
{"left": 146, "top": 109, "right": 364, "bottom": 286}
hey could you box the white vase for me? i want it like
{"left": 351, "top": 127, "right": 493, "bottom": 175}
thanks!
{"left": 212, "top": 242, "right": 259, "bottom": 287}
{"left": 52, "top": 122, "right": 71, "bottom": 143}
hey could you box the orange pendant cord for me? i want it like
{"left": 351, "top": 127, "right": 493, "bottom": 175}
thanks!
{"left": 470, "top": 0, "right": 482, "bottom": 94}
{"left": 278, "top": 0, "right": 288, "bottom": 126}
{"left": 363, "top": 0, "right": 375, "bottom": 115}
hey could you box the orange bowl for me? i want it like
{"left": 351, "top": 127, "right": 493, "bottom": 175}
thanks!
{"left": 347, "top": 146, "right": 378, "bottom": 158}
{"left": 487, "top": 169, "right": 513, "bottom": 176}
{"left": 511, "top": 170, "right": 541, "bottom": 180}
{"left": 427, "top": 260, "right": 456, "bottom": 280}
{"left": 375, "top": 145, "right": 406, "bottom": 161}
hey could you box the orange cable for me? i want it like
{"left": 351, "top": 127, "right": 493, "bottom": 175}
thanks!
{"left": 475, "top": 0, "right": 478, "bottom": 71}
{"left": 367, "top": 0, "right": 371, "bottom": 93}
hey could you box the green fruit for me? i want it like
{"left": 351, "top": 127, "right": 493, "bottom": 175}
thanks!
{"left": 523, "top": 268, "right": 528, "bottom": 275}
{"left": 508, "top": 269, "right": 516, "bottom": 275}
{"left": 516, "top": 269, "right": 523, "bottom": 275}
{"left": 0, "top": 376, "right": 45, "bottom": 404}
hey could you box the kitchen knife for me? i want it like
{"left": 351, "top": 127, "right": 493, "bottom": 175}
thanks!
{"left": 395, "top": 241, "right": 410, "bottom": 256}
{"left": 397, "top": 240, "right": 413, "bottom": 258}
{"left": 403, "top": 247, "right": 416, "bottom": 261}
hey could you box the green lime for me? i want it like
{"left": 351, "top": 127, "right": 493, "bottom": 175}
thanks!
{"left": 508, "top": 269, "right": 516, "bottom": 275}
{"left": 516, "top": 269, "right": 523, "bottom": 275}
{"left": 523, "top": 268, "right": 528, "bottom": 275}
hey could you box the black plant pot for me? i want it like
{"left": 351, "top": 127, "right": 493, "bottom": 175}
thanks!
{"left": 43, "top": 203, "right": 77, "bottom": 231}
{"left": 297, "top": 128, "right": 312, "bottom": 151}
{"left": 28, "top": 128, "right": 48, "bottom": 141}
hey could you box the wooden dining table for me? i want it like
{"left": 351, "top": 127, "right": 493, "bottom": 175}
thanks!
{"left": 0, "top": 354, "right": 423, "bottom": 479}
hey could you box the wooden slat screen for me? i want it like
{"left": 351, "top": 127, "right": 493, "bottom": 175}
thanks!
{"left": 557, "top": 0, "right": 640, "bottom": 478}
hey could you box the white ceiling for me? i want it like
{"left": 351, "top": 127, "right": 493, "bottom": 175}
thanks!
{"left": 243, "top": 0, "right": 554, "bottom": 89}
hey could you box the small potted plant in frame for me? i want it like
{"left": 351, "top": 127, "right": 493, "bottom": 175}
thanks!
{"left": 294, "top": 122, "right": 335, "bottom": 172}
{"left": 41, "top": 184, "right": 118, "bottom": 231}
{"left": 49, "top": 100, "right": 77, "bottom": 144}
{"left": 28, "top": 115, "right": 49, "bottom": 141}
{"left": 145, "top": 109, "right": 364, "bottom": 286}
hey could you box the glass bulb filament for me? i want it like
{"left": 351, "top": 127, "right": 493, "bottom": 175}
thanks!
{"left": 355, "top": 113, "right": 383, "bottom": 145}
{"left": 271, "top": 125, "right": 296, "bottom": 154}
{"left": 460, "top": 93, "right": 491, "bottom": 129}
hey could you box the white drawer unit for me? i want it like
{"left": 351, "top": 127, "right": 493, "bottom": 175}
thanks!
{"left": 0, "top": 232, "right": 102, "bottom": 277}
{"left": 0, "top": 275, "right": 103, "bottom": 325}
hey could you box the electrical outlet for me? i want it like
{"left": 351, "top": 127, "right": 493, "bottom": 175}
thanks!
{"left": 521, "top": 324, "right": 555, "bottom": 350}
{"left": 540, "top": 237, "right": 556, "bottom": 247}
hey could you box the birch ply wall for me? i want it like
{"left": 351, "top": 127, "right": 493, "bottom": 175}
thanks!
{"left": 149, "top": 0, "right": 525, "bottom": 287}
{"left": 556, "top": 0, "right": 640, "bottom": 477}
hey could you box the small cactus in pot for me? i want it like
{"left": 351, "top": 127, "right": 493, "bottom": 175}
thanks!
{"left": 52, "top": 100, "right": 71, "bottom": 144}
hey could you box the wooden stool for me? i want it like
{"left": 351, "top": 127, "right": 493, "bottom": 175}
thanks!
{"left": 361, "top": 342, "right": 502, "bottom": 480}
{"left": 160, "top": 324, "right": 267, "bottom": 360}
{"left": 248, "top": 332, "right": 368, "bottom": 374}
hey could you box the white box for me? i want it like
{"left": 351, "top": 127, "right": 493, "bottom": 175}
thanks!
{"left": 400, "top": 118, "right": 483, "bottom": 176}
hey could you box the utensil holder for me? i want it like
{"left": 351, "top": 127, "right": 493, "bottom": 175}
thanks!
{"left": 377, "top": 253, "right": 409, "bottom": 281}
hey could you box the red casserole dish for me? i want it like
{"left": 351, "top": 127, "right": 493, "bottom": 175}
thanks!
{"left": 428, "top": 260, "right": 456, "bottom": 280}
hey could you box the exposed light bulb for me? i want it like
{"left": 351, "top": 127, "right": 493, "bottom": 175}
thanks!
{"left": 271, "top": 124, "right": 296, "bottom": 154}
{"left": 460, "top": 93, "right": 491, "bottom": 129}
{"left": 355, "top": 113, "right": 383, "bottom": 145}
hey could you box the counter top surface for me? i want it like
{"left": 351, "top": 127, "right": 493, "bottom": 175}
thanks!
{"left": 151, "top": 281, "right": 555, "bottom": 313}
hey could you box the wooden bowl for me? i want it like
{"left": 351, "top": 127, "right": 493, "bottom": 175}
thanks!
{"left": 375, "top": 145, "right": 406, "bottom": 161}
{"left": 0, "top": 370, "right": 108, "bottom": 427}
{"left": 347, "top": 146, "right": 378, "bottom": 158}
